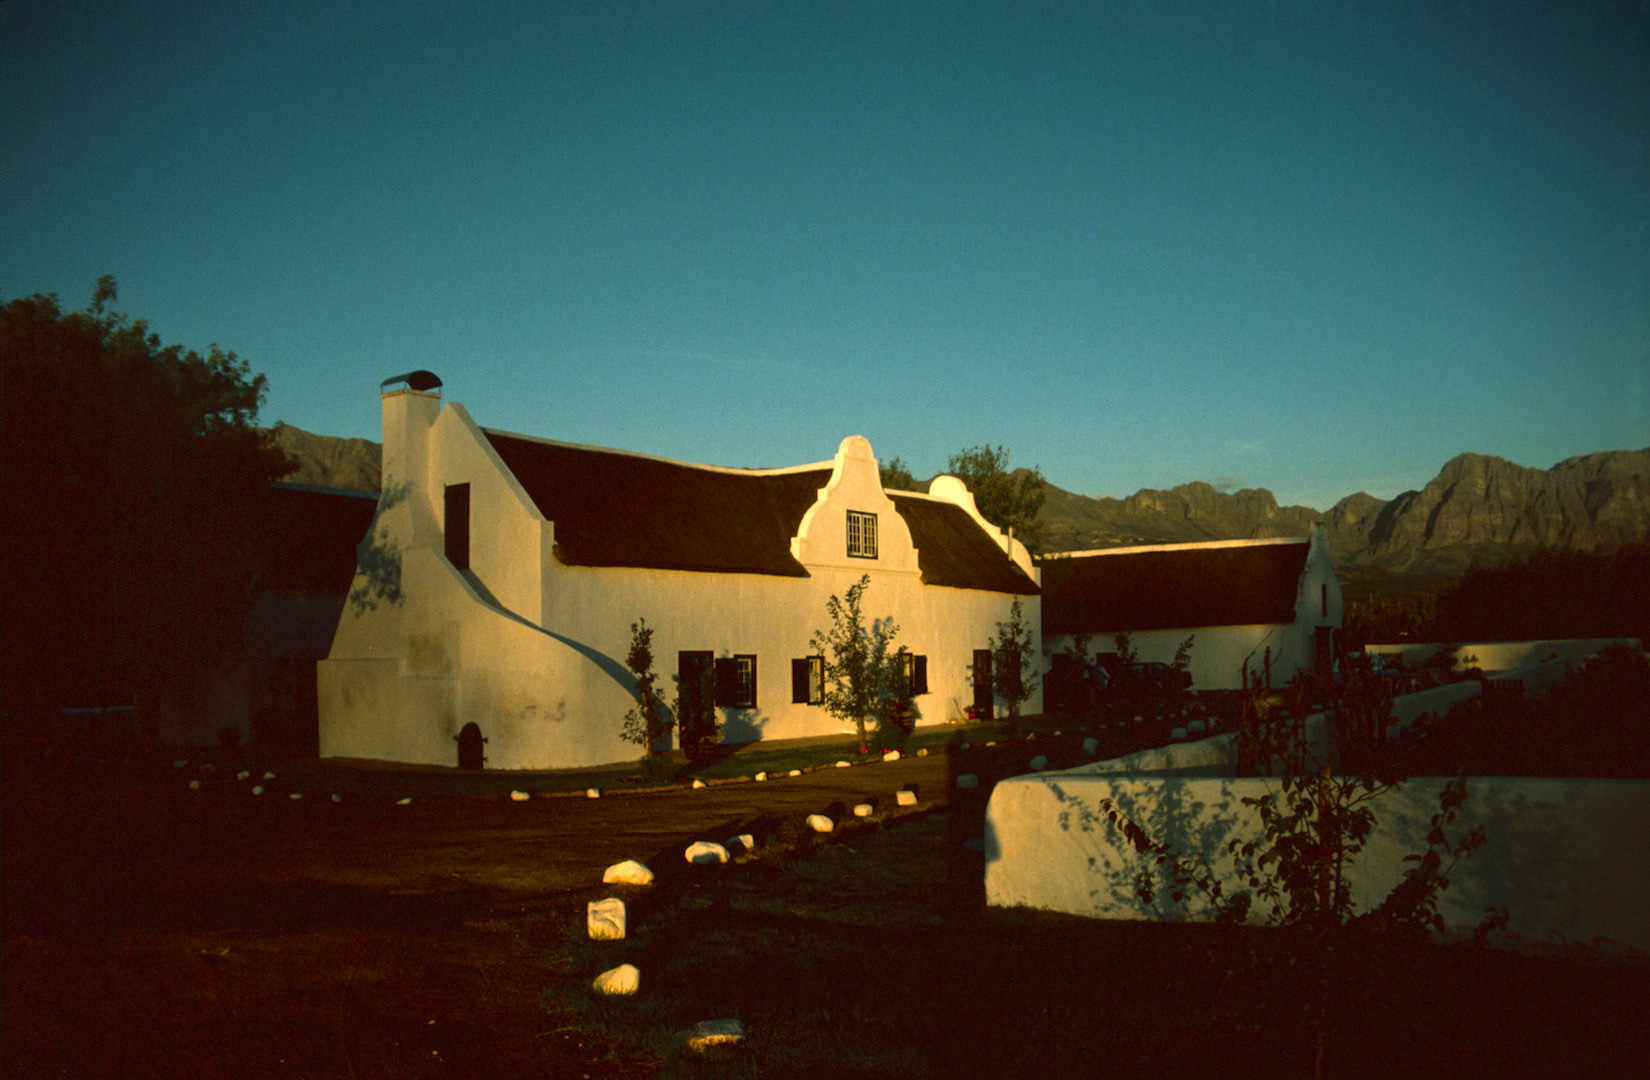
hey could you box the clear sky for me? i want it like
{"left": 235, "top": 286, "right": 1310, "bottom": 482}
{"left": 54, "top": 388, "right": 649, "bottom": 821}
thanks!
{"left": 4, "top": 0, "right": 1646, "bottom": 509}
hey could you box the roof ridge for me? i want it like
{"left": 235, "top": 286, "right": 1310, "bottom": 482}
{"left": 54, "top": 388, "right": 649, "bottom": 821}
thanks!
{"left": 482, "top": 428, "right": 832, "bottom": 477}
{"left": 1043, "top": 536, "right": 1311, "bottom": 559}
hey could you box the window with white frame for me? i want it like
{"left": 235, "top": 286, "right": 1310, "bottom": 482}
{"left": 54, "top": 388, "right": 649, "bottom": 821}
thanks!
{"left": 847, "top": 510, "right": 878, "bottom": 559}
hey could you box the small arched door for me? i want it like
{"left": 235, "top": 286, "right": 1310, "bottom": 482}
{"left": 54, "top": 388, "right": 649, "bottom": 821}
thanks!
{"left": 456, "top": 722, "right": 486, "bottom": 769}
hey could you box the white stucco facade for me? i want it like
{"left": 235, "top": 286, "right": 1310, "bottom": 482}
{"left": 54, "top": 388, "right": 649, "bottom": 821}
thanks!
{"left": 319, "top": 382, "right": 1040, "bottom": 769}
{"left": 1041, "top": 534, "right": 1343, "bottom": 691}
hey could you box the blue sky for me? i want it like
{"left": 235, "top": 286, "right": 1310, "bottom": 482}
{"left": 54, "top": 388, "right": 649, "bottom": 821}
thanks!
{"left": 4, "top": 1, "right": 1646, "bottom": 509}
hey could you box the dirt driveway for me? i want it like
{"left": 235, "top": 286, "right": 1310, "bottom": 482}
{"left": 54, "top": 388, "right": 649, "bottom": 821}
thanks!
{"left": 2, "top": 751, "right": 960, "bottom": 1079}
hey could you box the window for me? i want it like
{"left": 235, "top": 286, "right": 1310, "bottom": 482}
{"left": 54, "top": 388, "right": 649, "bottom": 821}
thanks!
{"left": 715, "top": 655, "right": 757, "bottom": 708}
{"left": 444, "top": 483, "right": 471, "bottom": 570}
{"left": 792, "top": 656, "right": 825, "bottom": 704}
{"left": 972, "top": 649, "right": 994, "bottom": 712}
{"left": 901, "top": 653, "right": 929, "bottom": 697}
{"left": 846, "top": 510, "right": 878, "bottom": 558}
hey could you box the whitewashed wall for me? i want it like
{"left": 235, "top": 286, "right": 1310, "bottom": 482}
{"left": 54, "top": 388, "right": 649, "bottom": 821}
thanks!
{"left": 319, "top": 390, "right": 1040, "bottom": 769}
{"left": 984, "top": 772, "right": 1650, "bottom": 958}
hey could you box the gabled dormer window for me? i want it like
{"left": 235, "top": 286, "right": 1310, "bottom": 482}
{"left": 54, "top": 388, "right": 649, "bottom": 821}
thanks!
{"left": 847, "top": 510, "right": 877, "bottom": 559}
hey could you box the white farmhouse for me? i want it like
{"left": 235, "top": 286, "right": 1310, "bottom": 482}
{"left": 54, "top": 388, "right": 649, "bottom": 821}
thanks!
{"left": 1039, "top": 530, "right": 1342, "bottom": 692}
{"left": 318, "top": 372, "right": 1040, "bottom": 769}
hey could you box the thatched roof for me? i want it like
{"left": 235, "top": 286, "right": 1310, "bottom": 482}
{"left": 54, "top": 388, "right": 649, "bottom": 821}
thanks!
{"left": 890, "top": 493, "right": 1039, "bottom": 595}
{"left": 486, "top": 431, "right": 832, "bottom": 576}
{"left": 265, "top": 482, "right": 379, "bottom": 592}
{"left": 484, "top": 431, "right": 1038, "bottom": 594}
{"left": 1040, "top": 540, "right": 1309, "bottom": 634}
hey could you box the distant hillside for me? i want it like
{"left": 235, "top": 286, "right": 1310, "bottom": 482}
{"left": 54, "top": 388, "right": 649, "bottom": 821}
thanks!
{"left": 266, "top": 424, "right": 380, "bottom": 493}
{"left": 264, "top": 426, "right": 1649, "bottom": 578}
{"left": 1040, "top": 448, "right": 1650, "bottom": 577}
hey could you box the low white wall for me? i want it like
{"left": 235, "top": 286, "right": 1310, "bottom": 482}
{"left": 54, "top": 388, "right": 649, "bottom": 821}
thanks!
{"left": 984, "top": 772, "right": 1650, "bottom": 958}
{"left": 1366, "top": 638, "right": 1639, "bottom": 674}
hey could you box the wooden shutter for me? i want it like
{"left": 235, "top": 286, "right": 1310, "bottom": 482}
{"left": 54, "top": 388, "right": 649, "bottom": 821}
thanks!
{"left": 792, "top": 658, "right": 811, "bottom": 703}
{"left": 913, "top": 654, "right": 928, "bottom": 695}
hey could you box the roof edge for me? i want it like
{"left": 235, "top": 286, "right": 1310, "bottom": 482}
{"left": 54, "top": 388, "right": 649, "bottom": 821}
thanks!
{"left": 1042, "top": 536, "right": 1312, "bottom": 560}
{"left": 481, "top": 428, "right": 833, "bottom": 478}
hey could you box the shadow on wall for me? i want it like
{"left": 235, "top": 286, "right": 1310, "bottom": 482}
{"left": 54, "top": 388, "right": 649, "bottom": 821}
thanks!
{"left": 348, "top": 481, "right": 410, "bottom": 614}
{"left": 1014, "top": 778, "right": 1251, "bottom": 921}
{"left": 721, "top": 709, "right": 770, "bottom": 745}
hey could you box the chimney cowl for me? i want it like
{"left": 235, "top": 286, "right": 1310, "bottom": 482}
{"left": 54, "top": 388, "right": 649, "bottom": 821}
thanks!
{"left": 380, "top": 370, "right": 442, "bottom": 393}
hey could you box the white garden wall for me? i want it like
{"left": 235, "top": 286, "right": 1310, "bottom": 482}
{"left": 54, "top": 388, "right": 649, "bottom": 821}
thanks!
{"left": 984, "top": 772, "right": 1650, "bottom": 958}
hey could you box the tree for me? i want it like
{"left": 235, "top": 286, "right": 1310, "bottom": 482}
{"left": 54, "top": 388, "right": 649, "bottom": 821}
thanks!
{"left": 1, "top": 279, "right": 292, "bottom": 732}
{"left": 810, "top": 574, "right": 906, "bottom": 753}
{"left": 620, "top": 618, "right": 673, "bottom": 776}
{"left": 991, "top": 598, "right": 1040, "bottom": 733}
{"left": 945, "top": 444, "right": 1046, "bottom": 554}
{"left": 879, "top": 455, "right": 920, "bottom": 492}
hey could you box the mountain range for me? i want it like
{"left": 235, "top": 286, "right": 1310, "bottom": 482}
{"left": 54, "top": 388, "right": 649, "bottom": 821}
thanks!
{"left": 267, "top": 425, "right": 1649, "bottom": 578}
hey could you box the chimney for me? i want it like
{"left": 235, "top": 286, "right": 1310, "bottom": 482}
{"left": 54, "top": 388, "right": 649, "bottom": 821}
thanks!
{"left": 378, "top": 370, "right": 443, "bottom": 547}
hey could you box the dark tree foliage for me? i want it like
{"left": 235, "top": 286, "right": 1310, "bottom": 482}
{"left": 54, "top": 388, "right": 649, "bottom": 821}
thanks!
{"left": 878, "top": 455, "right": 920, "bottom": 492}
{"left": 945, "top": 444, "right": 1046, "bottom": 554}
{"left": 1431, "top": 543, "right": 1650, "bottom": 643}
{"left": 1, "top": 279, "right": 292, "bottom": 730}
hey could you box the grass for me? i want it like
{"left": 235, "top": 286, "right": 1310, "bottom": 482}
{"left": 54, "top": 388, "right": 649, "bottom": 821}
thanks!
{"left": 541, "top": 800, "right": 1650, "bottom": 1079}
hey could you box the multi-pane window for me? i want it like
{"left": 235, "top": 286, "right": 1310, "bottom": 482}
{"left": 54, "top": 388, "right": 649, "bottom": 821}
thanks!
{"left": 715, "top": 655, "right": 757, "bottom": 708}
{"left": 846, "top": 510, "right": 878, "bottom": 559}
{"left": 792, "top": 655, "right": 825, "bottom": 704}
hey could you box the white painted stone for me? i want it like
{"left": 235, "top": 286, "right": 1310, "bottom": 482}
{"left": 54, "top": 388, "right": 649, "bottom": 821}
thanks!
{"left": 1171, "top": 728, "right": 1188, "bottom": 741}
{"left": 1026, "top": 733, "right": 1036, "bottom": 741}
{"left": 592, "top": 964, "right": 639, "bottom": 996}
{"left": 959, "top": 742, "right": 970, "bottom": 751}
{"left": 917, "top": 748, "right": 928, "bottom": 757}
{"left": 1053, "top": 730, "right": 1062, "bottom": 737}
{"left": 584, "top": 788, "right": 599, "bottom": 799}
{"left": 807, "top": 814, "right": 835, "bottom": 833}
{"left": 882, "top": 749, "right": 901, "bottom": 762}
{"left": 1029, "top": 755, "right": 1048, "bottom": 772}
{"left": 237, "top": 771, "right": 251, "bottom": 780}
{"left": 1133, "top": 716, "right": 1144, "bottom": 724}
{"left": 1083, "top": 738, "right": 1100, "bottom": 756}
{"left": 331, "top": 794, "right": 342, "bottom": 803}
{"left": 896, "top": 789, "right": 918, "bottom": 806}
{"left": 686, "top": 1019, "right": 745, "bottom": 1051}
{"left": 263, "top": 771, "right": 277, "bottom": 780}
{"left": 985, "top": 741, "right": 997, "bottom": 747}
{"left": 588, "top": 898, "right": 626, "bottom": 940}
{"left": 511, "top": 790, "right": 531, "bottom": 801}
{"left": 853, "top": 803, "right": 874, "bottom": 817}
{"left": 755, "top": 772, "right": 767, "bottom": 781}
{"left": 1189, "top": 719, "right": 1207, "bottom": 733}
{"left": 788, "top": 769, "right": 802, "bottom": 777}
{"left": 686, "top": 841, "right": 730, "bottom": 865}
{"left": 728, "top": 833, "right": 756, "bottom": 852}
{"left": 396, "top": 796, "right": 412, "bottom": 805}
{"left": 189, "top": 780, "right": 201, "bottom": 790}
{"left": 603, "top": 860, "right": 655, "bottom": 885}
{"left": 836, "top": 760, "right": 851, "bottom": 768}
{"left": 956, "top": 774, "right": 979, "bottom": 789}
{"left": 289, "top": 793, "right": 303, "bottom": 800}
{"left": 251, "top": 785, "right": 264, "bottom": 796}
{"left": 692, "top": 779, "right": 707, "bottom": 789}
